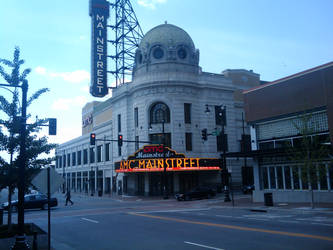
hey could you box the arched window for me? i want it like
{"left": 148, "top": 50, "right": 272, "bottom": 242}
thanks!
{"left": 150, "top": 102, "right": 170, "bottom": 124}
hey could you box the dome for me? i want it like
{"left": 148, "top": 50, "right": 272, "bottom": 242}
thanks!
{"left": 133, "top": 23, "right": 200, "bottom": 77}
{"left": 138, "top": 23, "right": 195, "bottom": 52}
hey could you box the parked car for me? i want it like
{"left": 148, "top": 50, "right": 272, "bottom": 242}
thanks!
{"left": 242, "top": 184, "right": 255, "bottom": 194}
{"left": 175, "top": 186, "right": 216, "bottom": 201}
{"left": 1, "top": 194, "right": 58, "bottom": 211}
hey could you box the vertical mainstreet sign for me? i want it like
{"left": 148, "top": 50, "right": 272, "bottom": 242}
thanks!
{"left": 89, "top": 0, "right": 109, "bottom": 97}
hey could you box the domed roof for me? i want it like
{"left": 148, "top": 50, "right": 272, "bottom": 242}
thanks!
{"left": 139, "top": 23, "right": 195, "bottom": 51}
{"left": 133, "top": 23, "right": 200, "bottom": 77}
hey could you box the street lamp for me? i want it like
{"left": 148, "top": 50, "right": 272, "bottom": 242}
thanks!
{"left": 205, "top": 104, "right": 231, "bottom": 202}
{"left": 148, "top": 118, "right": 168, "bottom": 199}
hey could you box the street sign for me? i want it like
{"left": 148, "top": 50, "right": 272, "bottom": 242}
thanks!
{"left": 31, "top": 168, "right": 64, "bottom": 194}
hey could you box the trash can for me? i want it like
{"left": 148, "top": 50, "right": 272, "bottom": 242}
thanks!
{"left": 264, "top": 192, "right": 273, "bottom": 206}
{"left": 0, "top": 208, "right": 3, "bottom": 225}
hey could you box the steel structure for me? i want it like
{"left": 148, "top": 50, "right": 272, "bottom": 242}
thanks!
{"left": 107, "top": 0, "right": 144, "bottom": 87}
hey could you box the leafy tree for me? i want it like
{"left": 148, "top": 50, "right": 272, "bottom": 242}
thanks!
{"left": 0, "top": 47, "right": 56, "bottom": 231}
{"left": 287, "top": 113, "right": 332, "bottom": 208}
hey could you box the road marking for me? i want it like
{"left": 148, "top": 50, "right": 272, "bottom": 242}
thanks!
{"left": 81, "top": 218, "right": 99, "bottom": 223}
{"left": 128, "top": 212, "right": 333, "bottom": 242}
{"left": 184, "top": 241, "right": 224, "bottom": 250}
{"left": 216, "top": 215, "right": 233, "bottom": 218}
{"left": 311, "top": 223, "right": 333, "bottom": 227}
{"left": 279, "top": 220, "right": 299, "bottom": 224}
{"left": 134, "top": 208, "right": 210, "bottom": 214}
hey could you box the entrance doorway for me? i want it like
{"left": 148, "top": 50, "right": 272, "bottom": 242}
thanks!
{"left": 179, "top": 172, "right": 199, "bottom": 193}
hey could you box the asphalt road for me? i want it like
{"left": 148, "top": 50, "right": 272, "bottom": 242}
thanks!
{"left": 6, "top": 194, "right": 333, "bottom": 250}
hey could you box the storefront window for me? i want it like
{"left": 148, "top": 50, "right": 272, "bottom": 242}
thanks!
{"left": 329, "top": 163, "right": 333, "bottom": 190}
{"left": 319, "top": 164, "right": 328, "bottom": 190}
{"left": 284, "top": 166, "right": 292, "bottom": 189}
{"left": 277, "top": 166, "right": 283, "bottom": 189}
{"left": 269, "top": 167, "right": 276, "bottom": 189}
{"left": 262, "top": 167, "right": 268, "bottom": 189}
{"left": 292, "top": 166, "right": 300, "bottom": 190}
{"left": 301, "top": 167, "right": 309, "bottom": 190}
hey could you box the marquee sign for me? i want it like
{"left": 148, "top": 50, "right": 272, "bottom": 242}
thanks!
{"left": 89, "top": 0, "right": 109, "bottom": 97}
{"left": 115, "top": 145, "right": 221, "bottom": 173}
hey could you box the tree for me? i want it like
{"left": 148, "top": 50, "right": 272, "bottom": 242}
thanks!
{"left": 0, "top": 47, "right": 56, "bottom": 231}
{"left": 287, "top": 113, "right": 332, "bottom": 208}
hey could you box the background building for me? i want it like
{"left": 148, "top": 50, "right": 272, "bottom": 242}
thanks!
{"left": 244, "top": 62, "right": 333, "bottom": 203}
{"left": 55, "top": 23, "right": 260, "bottom": 196}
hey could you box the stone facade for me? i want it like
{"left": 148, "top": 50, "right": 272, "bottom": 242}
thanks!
{"left": 55, "top": 23, "right": 259, "bottom": 196}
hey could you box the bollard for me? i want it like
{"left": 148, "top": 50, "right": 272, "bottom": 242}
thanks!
{"left": 0, "top": 208, "right": 3, "bottom": 225}
{"left": 32, "top": 231, "right": 38, "bottom": 250}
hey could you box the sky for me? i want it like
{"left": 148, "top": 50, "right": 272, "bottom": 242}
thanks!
{"left": 1, "top": 0, "right": 333, "bottom": 152}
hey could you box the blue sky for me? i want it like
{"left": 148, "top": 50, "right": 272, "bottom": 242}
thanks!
{"left": 1, "top": 0, "right": 332, "bottom": 147}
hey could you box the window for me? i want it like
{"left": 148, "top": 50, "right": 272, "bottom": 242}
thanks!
{"left": 150, "top": 102, "right": 170, "bottom": 124}
{"left": 67, "top": 154, "right": 70, "bottom": 167}
{"left": 153, "top": 47, "right": 164, "bottom": 59}
{"left": 319, "top": 164, "right": 328, "bottom": 190}
{"left": 97, "top": 145, "right": 102, "bottom": 162}
{"left": 177, "top": 48, "right": 187, "bottom": 59}
{"left": 277, "top": 166, "right": 283, "bottom": 189}
{"left": 90, "top": 147, "right": 95, "bottom": 163}
{"left": 184, "top": 103, "right": 191, "bottom": 124}
{"left": 185, "top": 133, "right": 192, "bottom": 151}
{"left": 118, "top": 114, "right": 121, "bottom": 133}
{"left": 77, "top": 151, "right": 82, "bottom": 165}
{"left": 72, "top": 152, "right": 76, "bottom": 166}
{"left": 105, "top": 143, "right": 110, "bottom": 161}
{"left": 269, "top": 167, "right": 276, "bottom": 189}
{"left": 149, "top": 133, "right": 171, "bottom": 148}
{"left": 217, "top": 133, "right": 228, "bottom": 152}
{"left": 258, "top": 141, "right": 274, "bottom": 150}
{"left": 292, "top": 166, "right": 300, "bottom": 189}
{"left": 63, "top": 155, "right": 66, "bottom": 167}
{"left": 134, "top": 107, "right": 138, "bottom": 127}
{"left": 135, "top": 136, "right": 139, "bottom": 151}
{"left": 262, "top": 167, "right": 268, "bottom": 189}
{"left": 284, "top": 166, "right": 292, "bottom": 189}
{"left": 83, "top": 149, "right": 88, "bottom": 165}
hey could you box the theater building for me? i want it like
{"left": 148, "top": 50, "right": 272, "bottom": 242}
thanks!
{"left": 243, "top": 62, "right": 333, "bottom": 203}
{"left": 55, "top": 23, "right": 260, "bottom": 196}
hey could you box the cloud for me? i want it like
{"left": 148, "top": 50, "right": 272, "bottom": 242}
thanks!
{"left": 35, "top": 66, "right": 47, "bottom": 75}
{"left": 52, "top": 96, "right": 88, "bottom": 111}
{"left": 34, "top": 67, "right": 90, "bottom": 84}
{"left": 137, "top": 0, "right": 167, "bottom": 9}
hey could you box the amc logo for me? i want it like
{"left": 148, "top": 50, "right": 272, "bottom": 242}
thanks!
{"left": 143, "top": 145, "right": 164, "bottom": 153}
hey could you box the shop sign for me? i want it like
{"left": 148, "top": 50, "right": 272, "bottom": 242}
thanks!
{"left": 82, "top": 114, "right": 93, "bottom": 128}
{"left": 89, "top": 0, "right": 109, "bottom": 97}
{"left": 115, "top": 145, "right": 221, "bottom": 173}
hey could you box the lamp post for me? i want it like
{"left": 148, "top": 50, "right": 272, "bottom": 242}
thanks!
{"left": 205, "top": 104, "right": 231, "bottom": 202}
{"left": 161, "top": 119, "right": 169, "bottom": 199}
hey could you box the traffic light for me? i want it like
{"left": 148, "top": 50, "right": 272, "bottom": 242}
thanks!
{"left": 201, "top": 128, "right": 207, "bottom": 141}
{"left": 90, "top": 133, "right": 96, "bottom": 145}
{"left": 118, "top": 134, "right": 123, "bottom": 147}
{"left": 49, "top": 118, "right": 57, "bottom": 135}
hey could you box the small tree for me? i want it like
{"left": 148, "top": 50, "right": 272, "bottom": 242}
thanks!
{"left": 0, "top": 47, "right": 56, "bottom": 231}
{"left": 287, "top": 113, "right": 331, "bottom": 208}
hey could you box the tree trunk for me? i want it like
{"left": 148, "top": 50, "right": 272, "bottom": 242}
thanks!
{"left": 311, "top": 187, "right": 314, "bottom": 209}
{"left": 7, "top": 185, "right": 13, "bottom": 233}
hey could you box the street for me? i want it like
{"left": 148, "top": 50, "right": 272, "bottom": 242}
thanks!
{"left": 3, "top": 193, "right": 332, "bottom": 250}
